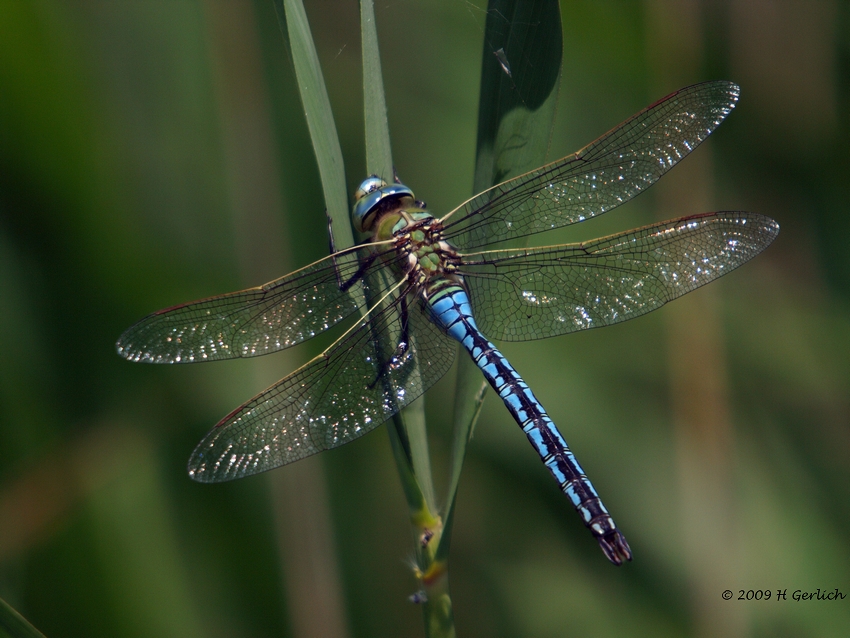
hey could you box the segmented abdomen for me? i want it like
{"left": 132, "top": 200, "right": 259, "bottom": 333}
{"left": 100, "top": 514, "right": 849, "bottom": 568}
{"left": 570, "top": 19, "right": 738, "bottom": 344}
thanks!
{"left": 427, "top": 284, "right": 631, "bottom": 564}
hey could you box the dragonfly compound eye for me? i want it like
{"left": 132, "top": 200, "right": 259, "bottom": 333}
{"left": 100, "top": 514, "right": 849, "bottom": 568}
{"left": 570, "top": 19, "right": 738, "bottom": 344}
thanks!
{"left": 352, "top": 178, "right": 415, "bottom": 233}
{"left": 354, "top": 176, "right": 388, "bottom": 203}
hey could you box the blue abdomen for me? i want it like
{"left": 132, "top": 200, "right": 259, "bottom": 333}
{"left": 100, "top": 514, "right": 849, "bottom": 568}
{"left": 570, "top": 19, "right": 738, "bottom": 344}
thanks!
{"left": 428, "top": 285, "right": 631, "bottom": 564}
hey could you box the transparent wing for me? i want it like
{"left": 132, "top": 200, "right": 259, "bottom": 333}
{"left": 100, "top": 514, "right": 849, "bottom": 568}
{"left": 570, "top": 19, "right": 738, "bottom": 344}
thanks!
{"left": 459, "top": 212, "right": 779, "bottom": 342}
{"left": 116, "top": 242, "right": 402, "bottom": 363}
{"left": 187, "top": 284, "right": 458, "bottom": 482}
{"left": 441, "top": 81, "right": 740, "bottom": 250}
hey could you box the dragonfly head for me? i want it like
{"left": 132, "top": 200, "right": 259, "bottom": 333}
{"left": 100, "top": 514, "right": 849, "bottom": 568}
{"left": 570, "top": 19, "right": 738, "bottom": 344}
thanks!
{"left": 352, "top": 176, "right": 415, "bottom": 233}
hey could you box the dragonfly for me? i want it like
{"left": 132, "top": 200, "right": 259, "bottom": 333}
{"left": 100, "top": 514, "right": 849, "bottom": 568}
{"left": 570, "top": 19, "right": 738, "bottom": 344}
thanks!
{"left": 117, "top": 81, "right": 778, "bottom": 565}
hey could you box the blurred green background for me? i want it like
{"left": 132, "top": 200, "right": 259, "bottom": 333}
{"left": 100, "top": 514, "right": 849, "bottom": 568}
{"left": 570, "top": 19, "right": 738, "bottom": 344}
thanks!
{"left": 1, "top": 1, "right": 848, "bottom": 636}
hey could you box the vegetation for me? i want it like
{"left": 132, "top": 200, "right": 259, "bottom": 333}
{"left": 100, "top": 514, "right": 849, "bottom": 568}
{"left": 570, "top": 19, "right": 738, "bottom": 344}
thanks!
{"left": 0, "top": 1, "right": 847, "bottom": 636}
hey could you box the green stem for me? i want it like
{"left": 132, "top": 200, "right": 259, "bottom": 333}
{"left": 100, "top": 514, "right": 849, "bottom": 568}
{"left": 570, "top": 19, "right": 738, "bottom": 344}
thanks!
{"left": 359, "top": 4, "right": 449, "bottom": 633}
{"left": 422, "top": 567, "right": 456, "bottom": 638}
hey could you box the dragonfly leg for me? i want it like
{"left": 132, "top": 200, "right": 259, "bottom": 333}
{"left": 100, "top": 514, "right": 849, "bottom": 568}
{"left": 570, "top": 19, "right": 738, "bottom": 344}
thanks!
{"left": 339, "top": 251, "right": 379, "bottom": 293}
{"left": 326, "top": 209, "right": 337, "bottom": 254}
{"left": 326, "top": 211, "right": 349, "bottom": 290}
{"left": 327, "top": 231, "right": 380, "bottom": 293}
{"left": 326, "top": 211, "right": 381, "bottom": 291}
{"left": 367, "top": 292, "right": 413, "bottom": 390}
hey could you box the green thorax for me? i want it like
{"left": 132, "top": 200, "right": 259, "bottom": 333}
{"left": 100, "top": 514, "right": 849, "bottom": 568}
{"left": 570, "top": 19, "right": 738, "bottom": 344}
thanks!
{"left": 351, "top": 176, "right": 464, "bottom": 301}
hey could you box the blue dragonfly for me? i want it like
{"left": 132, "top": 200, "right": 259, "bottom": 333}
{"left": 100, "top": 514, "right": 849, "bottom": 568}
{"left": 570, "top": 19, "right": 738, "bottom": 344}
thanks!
{"left": 117, "top": 81, "right": 778, "bottom": 565}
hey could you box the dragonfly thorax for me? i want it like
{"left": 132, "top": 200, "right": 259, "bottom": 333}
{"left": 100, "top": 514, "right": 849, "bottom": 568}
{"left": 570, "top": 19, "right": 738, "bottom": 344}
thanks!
{"left": 399, "top": 220, "right": 466, "bottom": 301}
{"left": 362, "top": 198, "right": 465, "bottom": 299}
{"left": 351, "top": 176, "right": 463, "bottom": 287}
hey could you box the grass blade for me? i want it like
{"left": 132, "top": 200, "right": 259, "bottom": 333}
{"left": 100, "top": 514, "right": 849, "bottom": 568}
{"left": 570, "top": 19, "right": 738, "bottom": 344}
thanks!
{"left": 361, "top": 0, "right": 393, "bottom": 183}
{"left": 361, "top": 0, "right": 436, "bottom": 514}
{"left": 274, "top": 0, "right": 349, "bottom": 246}
{"left": 0, "top": 597, "right": 46, "bottom": 638}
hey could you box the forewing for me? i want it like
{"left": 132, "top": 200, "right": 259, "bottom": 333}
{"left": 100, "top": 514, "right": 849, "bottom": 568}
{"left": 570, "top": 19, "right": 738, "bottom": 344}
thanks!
{"left": 441, "top": 81, "right": 740, "bottom": 249}
{"left": 116, "top": 243, "right": 401, "bottom": 363}
{"left": 461, "top": 212, "right": 779, "bottom": 341}
{"left": 187, "top": 286, "right": 458, "bottom": 482}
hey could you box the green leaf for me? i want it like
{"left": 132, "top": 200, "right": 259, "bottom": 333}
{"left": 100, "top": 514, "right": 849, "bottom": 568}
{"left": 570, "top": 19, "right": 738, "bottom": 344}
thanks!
{"left": 0, "top": 597, "right": 46, "bottom": 638}
{"left": 273, "top": 0, "right": 350, "bottom": 248}
{"left": 472, "top": 0, "right": 564, "bottom": 193}
{"left": 361, "top": 7, "right": 449, "bottom": 635}
{"left": 360, "top": 0, "right": 436, "bottom": 515}
{"left": 441, "top": 0, "right": 563, "bottom": 562}
{"left": 361, "top": 0, "right": 393, "bottom": 183}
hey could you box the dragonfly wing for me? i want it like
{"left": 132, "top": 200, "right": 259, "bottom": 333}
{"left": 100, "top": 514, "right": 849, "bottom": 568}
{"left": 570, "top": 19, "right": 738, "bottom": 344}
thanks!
{"left": 441, "top": 81, "right": 740, "bottom": 250}
{"left": 187, "top": 284, "right": 457, "bottom": 482}
{"left": 116, "top": 243, "right": 402, "bottom": 363}
{"left": 460, "top": 212, "right": 779, "bottom": 341}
